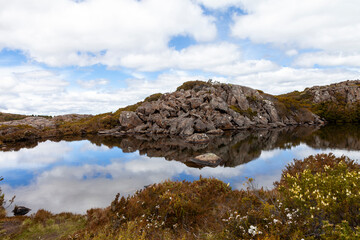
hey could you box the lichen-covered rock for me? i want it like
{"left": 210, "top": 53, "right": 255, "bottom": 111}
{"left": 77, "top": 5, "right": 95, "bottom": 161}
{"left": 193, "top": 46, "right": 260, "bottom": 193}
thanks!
{"left": 119, "top": 111, "right": 143, "bottom": 130}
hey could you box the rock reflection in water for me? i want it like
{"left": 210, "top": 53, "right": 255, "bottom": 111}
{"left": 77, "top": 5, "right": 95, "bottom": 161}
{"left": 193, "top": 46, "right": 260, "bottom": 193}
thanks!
{"left": 1, "top": 125, "right": 360, "bottom": 168}
{"left": 1, "top": 124, "right": 360, "bottom": 214}
{"left": 85, "top": 126, "right": 321, "bottom": 167}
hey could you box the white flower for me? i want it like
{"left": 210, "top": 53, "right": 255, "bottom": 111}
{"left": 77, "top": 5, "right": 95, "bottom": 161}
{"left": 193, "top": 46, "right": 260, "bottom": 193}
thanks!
{"left": 248, "top": 225, "right": 258, "bottom": 236}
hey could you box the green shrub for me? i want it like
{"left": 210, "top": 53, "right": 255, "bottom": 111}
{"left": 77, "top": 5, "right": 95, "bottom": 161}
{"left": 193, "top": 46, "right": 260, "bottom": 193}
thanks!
{"left": 176, "top": 80, "right": 211, "bottom": 91}
{"left": 144, "top": 93, "right": 163, "bottom": 102}
{"left": 277, "top": 154, "right": 360, "bottom": 238}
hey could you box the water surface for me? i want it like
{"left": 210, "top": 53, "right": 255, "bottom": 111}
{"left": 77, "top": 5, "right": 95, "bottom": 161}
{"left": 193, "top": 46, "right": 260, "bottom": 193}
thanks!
{"left": 1, "top": 124, "right": 359, "bottom": 214}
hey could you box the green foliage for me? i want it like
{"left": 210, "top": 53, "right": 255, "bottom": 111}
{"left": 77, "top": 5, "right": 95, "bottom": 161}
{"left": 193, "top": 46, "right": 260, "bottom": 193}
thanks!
{"left": 176, "top": 80, "right": 211, "bottom": 91}
{"left": 58, "top": 113, "right": 119, "bottom": 135}
{"left": 277, "top": 153, "right": 360, "bottom": 238}
{"left": 246, "top": 95, "right": 258, "bottom": 104}
{"left": 144, "top": 93, "right": 163, "bottom": 102}
{"left": 107, "top": 178, "right": 234, "bottom": 237}
{"left": 229, "top": 105, "right": 242, "bottom": 113}
{"left": 277, "top": 87, "right": 360, "bottom": 123}
{"left": 0, "top": 113, "right": 27, "bottom": 122}
{"left": 312, "top": 102, "right": 360, "bottom": 123}
{"left": 321, "top": 220, "right": 360, "bottom": 239}
{"left": 221, "top": 153, "right": 360, "bottom": 239}
{"left": 229, "top": 105, "right": 257, "bottom": 119}
{"left": 2, "top": 210, "right": 85, "bottom": 239}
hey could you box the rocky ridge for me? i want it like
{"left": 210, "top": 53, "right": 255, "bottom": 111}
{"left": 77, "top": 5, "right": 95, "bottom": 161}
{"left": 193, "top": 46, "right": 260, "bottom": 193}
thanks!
{"left": 304, "top": 80, "right": 360, "bottom": 104}
{"left": 0, "top": 114, "right": 91, "bottom": 129}
{"left": 108, "top": 82, "right": 324, "bottom": 137}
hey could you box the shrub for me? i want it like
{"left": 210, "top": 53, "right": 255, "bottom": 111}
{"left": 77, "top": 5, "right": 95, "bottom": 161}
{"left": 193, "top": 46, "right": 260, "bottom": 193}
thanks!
{"left": 144, "top": 93, "right": 163, "bottom": 102}
{"left": 277, "top": 154, "right": 360, "bottom": 238}
{"left": 176, "top": 80, "right": 211, "bottom": 91}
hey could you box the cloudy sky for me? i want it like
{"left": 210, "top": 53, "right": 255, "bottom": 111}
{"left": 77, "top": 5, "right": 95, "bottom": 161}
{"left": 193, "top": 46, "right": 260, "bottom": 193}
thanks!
{"left": 1, "top": 0, "right": 360, "bottom": 115}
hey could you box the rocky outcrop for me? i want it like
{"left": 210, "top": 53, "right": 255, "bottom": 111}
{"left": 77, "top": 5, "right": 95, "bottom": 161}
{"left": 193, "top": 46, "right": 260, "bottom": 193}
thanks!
{"left": 304, "top": 80, "right": 360, "bottom": 104}
{"left": 0, "top": 114, "right": 91, "bottom": 130}
{"left": 112, "top": 82, "right": 324, "bottom": 137}
{"left": 0, "top": 117, "right": 56, "bottom": 129}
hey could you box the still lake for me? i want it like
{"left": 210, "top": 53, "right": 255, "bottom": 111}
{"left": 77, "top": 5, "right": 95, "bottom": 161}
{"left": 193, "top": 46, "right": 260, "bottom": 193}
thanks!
{"left": 1, "top": 124, "right": 359, "bottom": 215}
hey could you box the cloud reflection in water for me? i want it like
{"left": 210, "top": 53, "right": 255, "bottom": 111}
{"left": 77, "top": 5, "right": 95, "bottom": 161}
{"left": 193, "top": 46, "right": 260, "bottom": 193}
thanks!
{"left": 1, "top": 127, "right": 360, "bottom": 214}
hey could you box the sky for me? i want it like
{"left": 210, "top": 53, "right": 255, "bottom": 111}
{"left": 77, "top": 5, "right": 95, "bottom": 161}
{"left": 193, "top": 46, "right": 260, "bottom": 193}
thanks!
{"left": 0, "top": 0, "right": 360, "bottom": 115}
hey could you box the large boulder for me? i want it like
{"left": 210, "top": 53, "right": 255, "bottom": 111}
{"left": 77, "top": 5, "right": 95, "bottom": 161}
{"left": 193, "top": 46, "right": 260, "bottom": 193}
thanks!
{"left": 194, "top": 119, "right": 207, "bottom": 132}
{"left": 119, "top": 111, "right": 143, "bottom": 130}
{"left": 212, "top": 114, "right": 234, "bottom": 129}
{"left": 178, "top": 118, "right": 195, "bottom": 136}
{"left": 210, "top": 97, "right": 228, "bottom": 112}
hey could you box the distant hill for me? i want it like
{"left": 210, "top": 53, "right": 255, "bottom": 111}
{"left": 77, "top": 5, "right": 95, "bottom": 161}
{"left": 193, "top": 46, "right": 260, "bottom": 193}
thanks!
{"left": 0, "top": 112, "right": 27, "bottom": 122}
{"left": 277, "top": 80, "right": 360, "bottom": 123}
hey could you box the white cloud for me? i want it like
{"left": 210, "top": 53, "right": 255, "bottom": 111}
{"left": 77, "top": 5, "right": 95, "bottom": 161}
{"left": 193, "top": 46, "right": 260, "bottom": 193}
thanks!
{"left": 292, "top": 144, "right": 360, "bottom": 162}
{"left": 196, "top": 0, "right": 243, "bottom": 9}
{"left": 118, "top": 42, "right": 241, "bottom": 72}
{"left": 77, "top": 78, "right": 109, "bottom": 88}
{"left": 231, "top": 0, "right": 360, "bottom": 52}
{"left": 295, "top": 51, "right": 360, "bottom": 68}
{"left": 0, "top": 0, "right": 216, "bottom": 67}
{"left": 118, "top": 42, "right": 279, "bottom": 76}
{"left": 0, "top": 140, "right": 71, "bottom": 169}
{"left": 0, "top": 65, "right": 223, "bottom": 115}
{"left": 208, "top": 59, "right": 278, "bottom": 76}
{"left": 285, "top": 49, "right": 298, "bottom": 57}
{"left": 232, "top": 67, "right": 360, "bottom": 95}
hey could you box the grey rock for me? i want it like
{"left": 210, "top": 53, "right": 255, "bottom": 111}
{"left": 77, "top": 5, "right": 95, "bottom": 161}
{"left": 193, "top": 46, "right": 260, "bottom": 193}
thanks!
{"left": 210, "top": 97, "right": 228, "bottom": 112}
{"left": 119, "top": 111, "right": 143, "bottom": 130}
{"left": 187, "top": 98, "right": 203, "bottom": 109}
{"left": 178, "top": 118, "right": 195, "bottom": 136}
{"left": 194, "top": 119, "right": 207, "bottom": 133}
{"left": 212, "top": 114, "right": 234, "bottom": 129}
